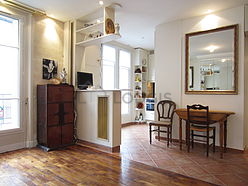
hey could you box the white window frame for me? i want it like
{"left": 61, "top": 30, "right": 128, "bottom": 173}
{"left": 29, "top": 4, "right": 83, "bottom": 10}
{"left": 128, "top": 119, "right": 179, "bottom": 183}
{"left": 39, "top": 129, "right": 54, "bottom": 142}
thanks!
{"left": 101, "top": 44, "right": 132, "bottom": 117}
{"left": 101, "top": 44, "right": 132, "bottom": 90}
{"left": 0, "top": 12, "right": 25, "bottom": 135}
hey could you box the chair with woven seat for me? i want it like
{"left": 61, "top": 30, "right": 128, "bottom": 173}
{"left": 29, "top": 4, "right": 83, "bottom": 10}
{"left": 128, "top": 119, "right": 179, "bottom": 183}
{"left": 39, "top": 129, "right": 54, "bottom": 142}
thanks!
{"left": 187, "top": 104, "right": 216, "bottom": 156}
{"left": 149, "top": 100, "right": 176, "bottom": 147}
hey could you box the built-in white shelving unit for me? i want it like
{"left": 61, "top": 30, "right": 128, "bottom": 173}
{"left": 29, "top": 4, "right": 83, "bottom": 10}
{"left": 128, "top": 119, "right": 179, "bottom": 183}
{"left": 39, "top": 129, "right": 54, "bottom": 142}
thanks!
{"left": 133, "top": 48, "right": 149, "bottom": 122}
{"left": 72, "top": 5, "right": 121, "bottom": 86}
{"left": 75, "top": 6, "right": 121, "bottom": 48}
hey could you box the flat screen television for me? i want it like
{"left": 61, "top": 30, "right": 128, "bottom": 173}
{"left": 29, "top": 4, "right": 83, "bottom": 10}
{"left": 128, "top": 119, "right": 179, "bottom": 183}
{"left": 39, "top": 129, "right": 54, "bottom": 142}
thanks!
{"left": 77, "top": 72, "right": 93, "bottom": 90}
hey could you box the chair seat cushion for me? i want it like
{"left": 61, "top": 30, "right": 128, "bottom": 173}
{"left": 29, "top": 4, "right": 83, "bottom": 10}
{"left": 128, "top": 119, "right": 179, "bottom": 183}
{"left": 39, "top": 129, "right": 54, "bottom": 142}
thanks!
{"left": 190, "top": 125, "right": 215, "bottom": 132}
{"left": 149, "top": 120, "right": 171, "bottom": 126}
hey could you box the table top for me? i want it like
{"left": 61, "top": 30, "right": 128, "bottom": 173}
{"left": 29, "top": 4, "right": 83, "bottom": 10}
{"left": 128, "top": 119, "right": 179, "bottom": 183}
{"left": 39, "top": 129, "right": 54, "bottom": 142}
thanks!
{"left": 175, "top": 108, "right": 235, "bottom": 115}
{"left": 175, "top": 108, "right": 235, "bottom": 122}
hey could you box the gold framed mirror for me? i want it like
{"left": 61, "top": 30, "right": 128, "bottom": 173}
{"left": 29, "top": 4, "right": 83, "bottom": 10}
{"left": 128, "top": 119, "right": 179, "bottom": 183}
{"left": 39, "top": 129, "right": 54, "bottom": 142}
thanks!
{"left": 185, "top": 24, "right": 238, "bottom": 94}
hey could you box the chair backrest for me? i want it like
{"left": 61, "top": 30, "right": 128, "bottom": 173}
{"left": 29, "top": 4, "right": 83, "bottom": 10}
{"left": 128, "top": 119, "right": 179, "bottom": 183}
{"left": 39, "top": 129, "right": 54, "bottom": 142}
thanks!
{"left": 157, "top": 100, "right": 176, "bottom": 122}
{"left": 187, "top": 104, "right": 209, "bottom": 126}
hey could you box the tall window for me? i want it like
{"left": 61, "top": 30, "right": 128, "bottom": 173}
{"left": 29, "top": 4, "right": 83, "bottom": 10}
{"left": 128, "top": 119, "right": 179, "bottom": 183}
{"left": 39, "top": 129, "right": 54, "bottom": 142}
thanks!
{"left": 0, "top": 14, "right": 20, "bottom": 131}
{"left": 102, "top": 45, "right": 116, "bottom": 89}
{"left": 102, "top": 45, "right": 131, "bottom": 115}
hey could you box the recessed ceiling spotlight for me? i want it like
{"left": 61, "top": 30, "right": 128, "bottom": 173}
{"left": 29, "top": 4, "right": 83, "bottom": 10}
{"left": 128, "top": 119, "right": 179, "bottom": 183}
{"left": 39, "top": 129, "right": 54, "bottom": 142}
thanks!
{"left": 221, "top": 59, "right": 227, "bottom": 63}
{"left": 99, "top": 1, "right": 104, "bottom": 6}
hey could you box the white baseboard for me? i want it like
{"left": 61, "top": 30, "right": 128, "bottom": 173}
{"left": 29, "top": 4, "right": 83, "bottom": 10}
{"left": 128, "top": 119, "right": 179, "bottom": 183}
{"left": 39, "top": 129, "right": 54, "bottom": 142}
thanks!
{"left": 0, "top": 140, "right": 37, "bottom": 154}
{"left": 0, "top": 142, "right": 25, "bottom": 153}
{"left": 25, "top": 140, "right": 37, "bottom": 148}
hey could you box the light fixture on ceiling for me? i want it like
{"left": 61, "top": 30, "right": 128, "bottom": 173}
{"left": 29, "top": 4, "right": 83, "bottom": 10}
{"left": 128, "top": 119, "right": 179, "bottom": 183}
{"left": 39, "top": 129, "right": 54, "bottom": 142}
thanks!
{"left": 99, "top": 1, "right": 104, "bottom": 6}
{"left": 205, "top": 45, "right": 219, "bottom": 53}
{"left": 0, "top": 0, "right": 46, "bottom": 15}
{"left": 221, "top": 59, "right": 227, "bottom": 63}
{"left": 206, "top": 9, "right": 213, "bottom": 14}
{"left": 200, "top": 14, "right": 219, "bottom": 30}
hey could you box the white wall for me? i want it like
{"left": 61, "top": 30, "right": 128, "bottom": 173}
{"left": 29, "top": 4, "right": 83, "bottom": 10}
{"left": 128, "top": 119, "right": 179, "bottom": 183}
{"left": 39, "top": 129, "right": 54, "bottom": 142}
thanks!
{"left": 148, "top": 54, "right": 155, "bottom": 81}
{"left": 155, "top": 6, "right": 245, "bottom": 150}
{"left": 155, "top": 20, "right": 183, "bottom": 138}
{"left": 76, "top": 90, "right": 121, "bottom": 148}
{"left": 79, "top": 45, "right": 102, "bottom": 88}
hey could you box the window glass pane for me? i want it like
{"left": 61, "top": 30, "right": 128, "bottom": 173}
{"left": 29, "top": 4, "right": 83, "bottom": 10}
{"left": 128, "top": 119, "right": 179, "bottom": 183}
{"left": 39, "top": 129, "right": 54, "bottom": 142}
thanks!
{"left": 0, "top": 46, "right": 19, "bottom": 99}
{"left": 121, "top": 91, "right": 131, "bottom": 115}
{"left": 0, "top": 15, "right": 19, "bottom": 47}
{"left": 0, "top": 99, "right": 19, "bottom": 130}
{"left": 102, "top": 45, "right": 116, "bottom": 62}
{"left": 119, "top": 50, "right": 131, "bottom": 68}
{"left": 119, "top": 67, "right": 130, "bottom": 89}
{"left": 103, "top": 59, "right": 114, "bottom": 66}
{"left": 102, "top": 65, "right": 115, "bottom": 89}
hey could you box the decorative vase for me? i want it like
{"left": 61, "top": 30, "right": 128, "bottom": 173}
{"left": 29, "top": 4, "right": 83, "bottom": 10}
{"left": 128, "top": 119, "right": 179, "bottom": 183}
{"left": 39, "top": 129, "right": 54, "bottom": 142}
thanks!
{"left": 115, "top": 23, "right": 120, "bottom": 35}
{"left": 60, "top": 68, "right": 67, "bottom": 84}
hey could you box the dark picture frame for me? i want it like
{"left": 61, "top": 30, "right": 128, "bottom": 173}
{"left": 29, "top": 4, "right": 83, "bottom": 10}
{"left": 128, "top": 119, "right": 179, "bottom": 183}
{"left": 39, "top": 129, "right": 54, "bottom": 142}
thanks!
{"left": 185, "top": 24, "right": 238, "bottom": 94}
{"left": 42, "top": 58, "right": 57, "bottom": 80}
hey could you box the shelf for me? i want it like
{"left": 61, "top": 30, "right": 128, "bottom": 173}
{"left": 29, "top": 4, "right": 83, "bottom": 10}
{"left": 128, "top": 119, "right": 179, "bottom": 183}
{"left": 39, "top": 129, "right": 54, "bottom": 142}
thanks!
{"left": 76, "top": 34, "right": 121, "bottom": 47}
{"left": 76, "top": 22, "right": 104, "bottom": 34}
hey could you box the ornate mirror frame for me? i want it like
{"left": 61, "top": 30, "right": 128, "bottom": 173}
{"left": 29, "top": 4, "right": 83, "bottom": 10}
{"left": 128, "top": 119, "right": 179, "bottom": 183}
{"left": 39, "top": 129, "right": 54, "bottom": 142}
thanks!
{"left": 185, "top": 24, "right": 239, "bottom": 95}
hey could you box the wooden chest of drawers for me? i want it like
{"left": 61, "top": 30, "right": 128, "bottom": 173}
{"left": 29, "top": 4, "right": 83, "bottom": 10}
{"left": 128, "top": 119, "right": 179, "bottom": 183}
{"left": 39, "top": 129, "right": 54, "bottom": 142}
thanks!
{"left": 37, "top": 84, "right": 74, "bottom": 151}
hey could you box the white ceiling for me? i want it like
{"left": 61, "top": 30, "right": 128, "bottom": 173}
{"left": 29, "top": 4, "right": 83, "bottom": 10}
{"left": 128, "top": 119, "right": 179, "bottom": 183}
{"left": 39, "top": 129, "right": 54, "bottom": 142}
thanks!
{"left": 17, "top": 0, "right": 247, "bottom": 50}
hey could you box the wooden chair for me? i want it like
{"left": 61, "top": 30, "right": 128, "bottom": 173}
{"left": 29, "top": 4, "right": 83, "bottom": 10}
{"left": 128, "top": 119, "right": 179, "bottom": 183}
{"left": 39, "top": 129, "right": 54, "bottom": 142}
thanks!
{"left": 149, "top": 100, "right": 176, "bottom": 147}
{"left": 187, "top": 104, "right": 216, "bottom": 157}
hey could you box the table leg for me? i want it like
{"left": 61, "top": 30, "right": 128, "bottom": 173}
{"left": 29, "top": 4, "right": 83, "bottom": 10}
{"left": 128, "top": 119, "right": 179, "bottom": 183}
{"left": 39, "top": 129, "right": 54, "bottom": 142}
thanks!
{"left": 219, "top": 121, "right": 224, "bottom": 159}
{"left": 224, "top": 120, "right": 227, "bottom": 153}
{"left": 179, "top": 118, "right": 182, "bottom": 150}
{"left": 187, "top": 120, "right": 190, "bottom": 153}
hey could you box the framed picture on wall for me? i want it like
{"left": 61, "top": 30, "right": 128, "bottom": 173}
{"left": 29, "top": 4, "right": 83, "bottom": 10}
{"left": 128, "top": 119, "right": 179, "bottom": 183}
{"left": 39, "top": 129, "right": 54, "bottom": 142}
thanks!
{"left": 42, "top": 58, "right": 57, "bottom": 80}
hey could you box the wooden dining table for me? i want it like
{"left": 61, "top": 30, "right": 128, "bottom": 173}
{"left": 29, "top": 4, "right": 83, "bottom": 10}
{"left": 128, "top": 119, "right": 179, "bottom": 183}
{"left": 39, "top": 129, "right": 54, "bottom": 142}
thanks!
{"left": 175, "top": 108, "right": 235, "bottom": 158}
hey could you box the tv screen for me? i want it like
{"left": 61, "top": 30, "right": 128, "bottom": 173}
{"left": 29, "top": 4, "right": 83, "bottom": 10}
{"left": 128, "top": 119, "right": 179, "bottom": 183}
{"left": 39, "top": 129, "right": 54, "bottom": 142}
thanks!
{"left": 77, "top": 72, "right": 93, "bottom": 90}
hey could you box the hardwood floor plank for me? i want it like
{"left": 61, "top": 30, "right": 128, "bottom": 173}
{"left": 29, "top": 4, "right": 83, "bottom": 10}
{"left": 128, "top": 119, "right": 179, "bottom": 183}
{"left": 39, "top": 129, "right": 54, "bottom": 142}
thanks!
{"left": 0, "top": 145, "right": 216, "bottom": 186}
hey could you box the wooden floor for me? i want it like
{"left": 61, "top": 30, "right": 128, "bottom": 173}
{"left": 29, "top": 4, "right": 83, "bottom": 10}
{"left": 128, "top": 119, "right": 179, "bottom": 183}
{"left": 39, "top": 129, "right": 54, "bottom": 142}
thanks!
{"left": 0, "top": 145, "right": 215, "bottom": 186}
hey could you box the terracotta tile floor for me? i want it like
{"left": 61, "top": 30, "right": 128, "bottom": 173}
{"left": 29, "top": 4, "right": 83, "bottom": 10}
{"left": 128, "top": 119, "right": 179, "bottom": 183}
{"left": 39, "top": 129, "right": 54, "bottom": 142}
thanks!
{"left": 120, "top": 124, "right": 248, "bottom": 186}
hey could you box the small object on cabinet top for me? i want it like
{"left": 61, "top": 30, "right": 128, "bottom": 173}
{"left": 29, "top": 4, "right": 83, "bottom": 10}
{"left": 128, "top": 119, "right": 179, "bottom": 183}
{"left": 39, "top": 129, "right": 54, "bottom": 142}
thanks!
{"left": 49, "top": 77, "right": 61, "bottom": 85}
